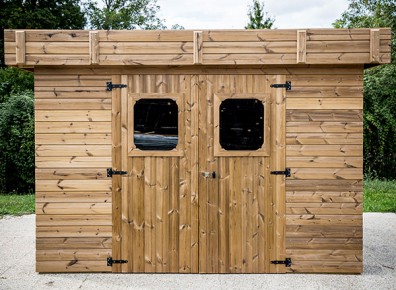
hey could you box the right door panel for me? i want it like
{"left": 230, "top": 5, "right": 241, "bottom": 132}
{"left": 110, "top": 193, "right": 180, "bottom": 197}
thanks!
{"left": 198, "top": 74, "right": 286, "bottom": 273}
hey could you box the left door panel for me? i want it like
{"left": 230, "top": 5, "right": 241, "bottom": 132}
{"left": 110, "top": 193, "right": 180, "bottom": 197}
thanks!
{"left": 111, "top": 74, "right": 199, "bottom": 273}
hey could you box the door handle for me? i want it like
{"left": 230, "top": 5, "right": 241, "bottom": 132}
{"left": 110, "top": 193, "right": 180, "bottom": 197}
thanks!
{"left": 201, "top": 171, "right": 216, "bottom": 179}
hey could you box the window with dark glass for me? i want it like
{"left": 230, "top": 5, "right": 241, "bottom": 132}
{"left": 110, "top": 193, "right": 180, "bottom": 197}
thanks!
{"left": 134, "top": 98, "right": 178, "bottom": 150}
{"left": 219, "top": 98, "right": 264, "bottom": 150}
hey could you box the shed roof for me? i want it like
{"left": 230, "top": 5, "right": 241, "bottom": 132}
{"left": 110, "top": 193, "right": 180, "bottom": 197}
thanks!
{"left": 4, "top": 28, "right": 391, "bottom": 68}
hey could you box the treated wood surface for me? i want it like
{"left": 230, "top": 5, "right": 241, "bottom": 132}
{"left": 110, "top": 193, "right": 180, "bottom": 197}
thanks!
{"left": 4, "top": 28, "right": 391, "bottom": 67}
{"left": 33, "top": 67, "right": 364, "bottom": 274}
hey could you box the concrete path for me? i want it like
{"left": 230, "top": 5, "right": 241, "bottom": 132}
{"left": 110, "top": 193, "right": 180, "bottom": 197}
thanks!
{"left": 0, "top": 213, "right": 395, "bottom": 290}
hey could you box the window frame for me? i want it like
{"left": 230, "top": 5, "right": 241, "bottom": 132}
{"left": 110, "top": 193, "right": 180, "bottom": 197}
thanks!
{"left": 214, "top": 93, "right": 271, "bottom": 157}
{"left": 128, "top": 93, "right": 184, "bottom": 157}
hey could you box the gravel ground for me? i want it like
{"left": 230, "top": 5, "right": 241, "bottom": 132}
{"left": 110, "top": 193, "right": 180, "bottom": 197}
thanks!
{"left": 0, "top": 213, "right": 395, "bottom": 290}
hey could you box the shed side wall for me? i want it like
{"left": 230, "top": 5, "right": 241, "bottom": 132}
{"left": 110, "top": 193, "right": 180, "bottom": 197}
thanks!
{"left": 35, "top": 71, "right": 113, "bottom": 272}
{"left": 34, "top": 66, "right": 363, "bottom": 273}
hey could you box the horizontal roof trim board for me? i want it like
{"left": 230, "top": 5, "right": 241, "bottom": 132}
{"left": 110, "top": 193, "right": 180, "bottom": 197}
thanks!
{"left": 4, "top": 28, "right": 391, "bottom": 68}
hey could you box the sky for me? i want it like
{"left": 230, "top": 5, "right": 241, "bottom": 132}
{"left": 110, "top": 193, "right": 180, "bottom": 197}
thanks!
{"left": 156, "top": 0, "right": 350, "bottom": 29}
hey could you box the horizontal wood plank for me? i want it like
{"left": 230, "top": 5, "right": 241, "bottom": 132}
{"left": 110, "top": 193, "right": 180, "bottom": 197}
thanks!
{"left": 286, "top": 86, "right": 362, "bottom": 98}
{"left": 35, "top": 111, "right": 111, "bottom": 122}
{"left": 286, "top": 180, "right": 363, "bottom": 191}
{"left": 36, "top": 226, "right": 112, "bottom": 238}
{"left": 36, "top": 133, "right": 111, "bottom": 145}
{"left": 286, "top": 191, "right": 362, "bottom": 203}
{"left": 36, "top": 180, "right": 112, "bottom": 192}
{"left": 287, "top": 261, "right": 362, "bottom": 273}
{"left": 36, "top": 215, "right": 112, "bottom": 226}
{"left": 289, "top": 168, "right": 362, "bottom": 180}
{"left": 35, "top": 122, "right": 111, "bottom": 133}
{"left": 286, "top": 204, "right": 362, "bottom": 215}
{"left": 35, "top": 145, "right": 111, "bottom": 157}
{"left": 286, "top": 225, "right": 362, "bottom": 238}
{"left": 36, "top": 169, "right": 109, "bottom": 180}
{"left": 286, "top": 98, "right": 362, "bottom": 110}
{"left": 287, "top": 237, "right": 362, "bottom": 250}
{"left": 36, "top": 202, "right": 112, "bottom": 215}
{"left": 36, "top": 191, "right": 111, "bottom": 203}
{"left": 286, "top": 249, "right": 362, "bottom": 261}
{"left": 287, "top": 156, "right": 362, "bottom": 168}
{"left": 286, "top": 133, "right": 363, "bottom": 145}
{"left": 286, "top": 215, "right": 362, "bottom": 226}
{"left": 36, "top": 260, "right": 110, "bottom": 273}
{"left": 37, "top": 249, "right": 111, "bottom": 261}
{"left": 286, "top": 122, "right": 362, "bottom": 133}
{"left": 287, "top": 145, "right": 362, "bottom": 156}
{"left": 36, "top": 157, "right": 111, "bottom": 168}
{"left": 36, "top": 237, "right": 112, "bottom": 250}
{"left": 35, "top": 99, "right": 111, "bottom": 110}
{"left": 99, "top": 42, "right": 193, "bottom": 54}
{"left": 286, "top": 110, "right": 362, "bottom": 122}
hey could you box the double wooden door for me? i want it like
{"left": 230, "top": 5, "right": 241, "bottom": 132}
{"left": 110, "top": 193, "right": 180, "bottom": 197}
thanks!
{"left": 111, "top": 74, "right": 286, "bottom": 273}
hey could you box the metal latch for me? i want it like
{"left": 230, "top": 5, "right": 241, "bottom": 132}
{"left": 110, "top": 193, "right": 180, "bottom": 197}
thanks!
{"left": 107, "top": 168, "right": 128, "bottom": 177}
{"left": 270, "top": 81, "right": 292, "bottom": 91}
{"left": 270, "top": 168, "right": 291, "bottom": 177}
{"left": 106, "top": 82, "right": 127, "bottom": 91}
{"left": 107, "top": 257, "right": 128, "bottom": 266}
{"left": 271, "top": 258, "right": 292, "bottom": 267}
{"left": 201, "top": 171, "right": 216, "bottom": 179}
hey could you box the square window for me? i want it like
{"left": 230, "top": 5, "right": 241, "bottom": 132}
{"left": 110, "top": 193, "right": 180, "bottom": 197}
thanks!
{"left": 219, "top": 98, "right": 264, "bottom": 150}
{"left": 134, "top": 98, "right": 178, "bottom": 150}
{"left": 214, "top": 93, "right": 270, "bottom": 156}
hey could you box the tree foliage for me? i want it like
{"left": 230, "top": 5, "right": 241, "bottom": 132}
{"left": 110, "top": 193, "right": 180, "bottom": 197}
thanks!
{"left": 84, "top": 0, "right": 167, "bottom": 30}
{"left": 0, "top": 67, "right": 34, "bottom": 103}
{"left": 334, "top": 0, "right": 396, "bottom": 180}
{"left": 0, "top": 0, "right": 86, "bottom": 67}
{"left": 245, "top": 0, "right": 274, "bottom": 29}
{"left": 0, "top": 92, "right": 35, "bottom": 193}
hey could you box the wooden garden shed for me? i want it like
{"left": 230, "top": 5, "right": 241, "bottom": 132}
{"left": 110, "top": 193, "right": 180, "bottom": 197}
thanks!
{"left": 4, "top": 28, "right": 391, "bottom": 274}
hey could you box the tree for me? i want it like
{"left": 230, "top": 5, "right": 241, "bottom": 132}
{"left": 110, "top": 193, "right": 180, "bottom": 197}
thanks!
{"left": 245, "top": 0, "right": 274, "bottom": 29}
{"left": 333, "top": 0, "right": 396, "bottom": 61}
{"left": 333, "top": 0, "right": 396, "bottom": 180}
{"left": 84, "top": 0, "right": 167, "bottom": 30}
{"left": 0, "top": 92, "right": 35, "bottom": 193}
{"left": 0, "top": 0, "right": 86, "bottom": 67}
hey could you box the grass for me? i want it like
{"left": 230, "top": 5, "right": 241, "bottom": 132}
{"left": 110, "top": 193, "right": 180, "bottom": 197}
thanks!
{"left": 0, "top": 194, "right": 35, "bottom": 217}
{"left": 363, "top": 179, "right": 396, "bottom": 212}
{"left": 0, "top": 179, "right": 395, "bottom": 216}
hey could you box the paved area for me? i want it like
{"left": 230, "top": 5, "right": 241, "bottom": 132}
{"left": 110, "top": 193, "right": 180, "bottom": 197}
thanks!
{"left": 0, "top": 213, "right": 395, "bottom": 290}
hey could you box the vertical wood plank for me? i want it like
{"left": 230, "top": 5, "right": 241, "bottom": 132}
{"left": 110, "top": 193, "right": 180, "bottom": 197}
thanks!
{"left": 155, "top": 157, "right": 164, "bottom": 272}
{"left": 370, "top": 29, "right": 380, "bottom": 63}
{"left": 111, "top": 74, "right": 122, "bottom": 273}
{"left": 297, "top": 30, "right": 307, "bottom": 64}
{"left": 193, "top": 31, "right": 203, "bottom": 64}
{"left": 190, "top": 75, "right": 199, "bottom": 273}
{"left": 169, "top": 157, "right": 179, "bottom": 272}
{"left": 218, "top": 158, "right": 229, "bottom": 273}
{"left": 162, "top": 157, "right": 170, "bottom": 272}
{"left": 144, "top": 158, "right": 156, "bottom": 272}
{"left": 89, "top": 31, "right": 99, "bottom": 65}
{"left": 270, "top": 75, "right": 286, "bottom": 273}
{"left": 15, "top": 31, "right": 25, "bottom": 65}
{"left": 131, "top": 157, "right": 145, "bottom": 271}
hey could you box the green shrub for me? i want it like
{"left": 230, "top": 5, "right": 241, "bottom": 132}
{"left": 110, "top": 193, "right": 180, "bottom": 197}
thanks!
{"left": 0, "top": 92, "right": 35, "bottom": 193}
{"left": 0, "top": 67, "right": 34, "bottom": 103}
{"left": 363, "top": 64, "right": 396, "bottom": 180}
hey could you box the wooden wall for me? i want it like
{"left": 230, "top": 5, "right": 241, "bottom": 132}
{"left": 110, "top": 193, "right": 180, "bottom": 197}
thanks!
{"left": 34, "top": 65, "right": 363, "bottom": 273}
{"left": 4, "top": 28, "right": 391, "bottom": 67}
{"left": 35, "top": 71, "right": 113, "bottom": 272}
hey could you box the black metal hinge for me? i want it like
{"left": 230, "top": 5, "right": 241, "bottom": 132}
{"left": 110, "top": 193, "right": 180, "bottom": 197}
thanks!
{"left": 107, "top": 257, "right": 128, "bottom": 267}
{"left": 270, "top": 168, "right": 291, "bottom": 177}
{"left": 106, "top": 81, "right": 127, "bottom": 91}
{"left": 107, "top": 168, "right": 128, "bottom": 177}
{"left": 270, "top": 81, "right": 291, "bottom": 91}
{"left": 271, "top": 258, "right": 292, "bottom": 267}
